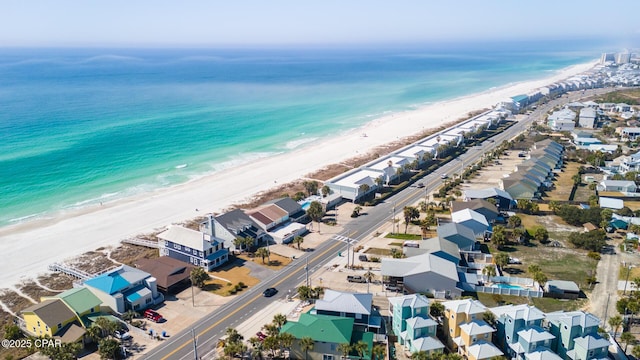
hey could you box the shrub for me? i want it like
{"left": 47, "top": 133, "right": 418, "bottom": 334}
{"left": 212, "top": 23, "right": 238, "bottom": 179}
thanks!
{"left": 370, "top": 257, "right": 380, "bottom": 263}
{"left": 238, "top": 282, "right": 246, "bottom": 288}
{"left": 587, "top": 252, "right": 601, "bottom": 260}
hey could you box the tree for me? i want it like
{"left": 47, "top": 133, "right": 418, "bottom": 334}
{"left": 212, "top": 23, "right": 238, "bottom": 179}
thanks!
{"left": 528, "top": 264, "right": 541, "bottom": 275}
{"left": 534, "top": 227, "right": 549, "bottom": 243}
{"left": 273, "top": 313, "right": 287, "bottom": 330}
{"left": 4, "top": 324, "right": 21, "bottom": 340}
{"left": 507, "top": 215, "right": 522, "bottom": 228}
{"left": 303, "top": 180, "right": 319, "bottom": 196}
{"left": 609, "top": 315, "right": 623, "bottom": 339}
{"left": 491, "top": 225, "right": 508, "bottom": 250}
{"left": 87, "top": 324, "right": 104, "bottom": 343}
{"left": 122, "top": 309, "right": 138, "bottom": 324}
{"left": 403, "top": 206, "right": 420, "bottom": 233}
{"left": 41, "top": 342, "right": 81, "bottom": 360}
{"left": 354, "top": 340, "right": 369, "bottom": 360}
{"left": 226, "top": 327, "right": 244, "bottom": 344}
{"left": 411, "top": 351, "right": 429, "bottom": 360}
{"left": 264, "top": 336, "right": 279, "bottom": 357}
{"left": 190, "top": 267, "right": 210, "bottom": 288}
{"left": 482, "top": 265, "right": 497, "bottom": 278}
{"left": 430, "top": 302, "right": 445, "bottom": 319}
{"left": 338, "top": 343, "right": 352, "bottom": 359}
{"left": 300, "top": 336, "right": 315, "bottom": 360}
{"left": 256, "top": 247, "right": 270, "bottom": 264}
{"left": 371, "top": 344, "right": 386, "bottom": 360}
{"left": 98, "top": 338, "right": 121, "bottom": 360}
{"left": 494, "top": 252, "right": 510, "bottom": 269}
{"left": 278, "top": 332, "right": 295, "bottom": 357}
{"left": 621, "top": 331, "right": 636, "bottom": 353}
{"left": 293, "top": 192, "right": 306, "bottom": 201}
{"left": 483, "top": 311, "right": 497, "bottom": 327}
{"left": 549, "top": 200, "right": 560, "bottom": 214}
{"left": 94, "top": 317, "right": 119, "bottom": 338}
{"left": 572, "top": 173, "right": 582, "bottom": 186}
{"left": 533, "top": 272, "right": 548, "bottom": 288}
{"left": 293, "top": 236, "right": 304, "bottom": 250}
{"left": 321, "top": 185, "right": 331, "bottom": 197}
{"left": 307, "top": 201, "right": 325, "bottom": 233}
{"left": 358, "top": 184, "right": 371, "bottom": 198}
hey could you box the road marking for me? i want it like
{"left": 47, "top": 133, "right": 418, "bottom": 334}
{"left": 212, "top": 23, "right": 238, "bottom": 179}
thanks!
{"left": 159, "top": 239, "right": 345, "bottom": 359}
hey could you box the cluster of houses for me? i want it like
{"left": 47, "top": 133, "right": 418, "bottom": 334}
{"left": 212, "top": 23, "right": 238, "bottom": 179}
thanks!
{"left": 19, "top": 264, "right": 165, "bottom": 346}
{"left": 278, "top": 291, "right": 608, "bottom": 360}
{"left": 497, "top": 140, "right": 565, "bottom": 201}
{"left": 157, "top": 197, "right": 310, "bottom": 271}
{"left": 324, "top": 108, "right": 510, "bottom": 202}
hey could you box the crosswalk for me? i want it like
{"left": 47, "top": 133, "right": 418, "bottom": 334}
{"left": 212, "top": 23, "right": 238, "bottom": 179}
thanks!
{"left": 332, "top": 234, "right": 357, "bottom": 244}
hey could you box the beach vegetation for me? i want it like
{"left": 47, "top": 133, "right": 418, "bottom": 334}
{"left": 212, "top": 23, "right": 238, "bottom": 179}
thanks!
{"left": 321, "top": 185, "right": 330, "bottom": 197}
{"left": 293, "top": 191, "right": 306, "bottom": 201}
{"left": 190, "top": 267, "right": 211, "bottom": 288}
{"left": 568, "top": 229, "right": 606, "bottom": 252}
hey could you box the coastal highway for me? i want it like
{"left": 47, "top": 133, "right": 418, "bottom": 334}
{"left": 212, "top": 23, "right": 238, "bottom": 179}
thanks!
{"left": 143, "top": 88, "right": 612, "bottom": 360}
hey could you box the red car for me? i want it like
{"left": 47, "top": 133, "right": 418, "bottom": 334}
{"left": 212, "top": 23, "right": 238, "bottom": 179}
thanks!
{"left": 256, "top": 332, "right": 267, "bottom": 341}
{"left": 144, "top": 309, "right": 164, "bottom": 323}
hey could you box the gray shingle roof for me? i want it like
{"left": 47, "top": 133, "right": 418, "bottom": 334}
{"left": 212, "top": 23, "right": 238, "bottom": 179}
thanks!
{"left": 214, "top": 209, "right": 266, "bottom": 239}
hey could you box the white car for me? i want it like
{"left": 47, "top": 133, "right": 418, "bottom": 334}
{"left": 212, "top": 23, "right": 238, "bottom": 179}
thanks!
{"left": 115, "top": 330, "right": 132, "bottom": 340}
{"left": 440, "top": 174, "right": 448, "bottom": 179}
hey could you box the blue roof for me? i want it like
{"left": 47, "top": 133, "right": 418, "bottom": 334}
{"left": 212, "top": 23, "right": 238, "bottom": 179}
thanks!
{"left": 85, "top": 272, "right": 131, "bottom": 294}
{"left": 124, "top": 285, "right": 151, "bottom": 302}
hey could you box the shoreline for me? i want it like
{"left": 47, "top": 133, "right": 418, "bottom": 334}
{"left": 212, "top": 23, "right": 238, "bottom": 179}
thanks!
{"left": 0, "top": 59, "right": 597, "bottom": 289}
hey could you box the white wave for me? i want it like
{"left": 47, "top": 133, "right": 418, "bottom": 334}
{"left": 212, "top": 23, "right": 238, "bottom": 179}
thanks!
{"left": 175, "top": 164, "right": 188, "bottom": 169}
{"left": 67, "top": 192, "right": 120, "bottom": 208}
{"left": 78, "top": 54, "right": 144, "bottom": 64}
{"left": 8, "top": 212, "right": 49, "bottom": 224}
{"left": 283, "top": 137, "right": 319, "bottom": 150}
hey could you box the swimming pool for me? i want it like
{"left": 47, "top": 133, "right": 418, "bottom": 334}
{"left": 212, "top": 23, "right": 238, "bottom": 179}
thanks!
{"left": 492, "top": 283, "right": 524, "bottom": 290}
{"left": 301, "top": 201, "right": 311, "bottom": 211}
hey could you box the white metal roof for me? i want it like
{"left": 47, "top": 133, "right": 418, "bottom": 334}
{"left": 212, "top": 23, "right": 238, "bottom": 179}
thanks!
{"left": 157, "top": 225, "right": 207, "bottom": 251}
{"left": 316, "top": 289, "right": 372, "bottom": 315}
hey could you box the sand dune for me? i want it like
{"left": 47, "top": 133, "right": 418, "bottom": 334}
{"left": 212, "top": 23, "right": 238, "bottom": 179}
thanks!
{"left": 0, "top": 61, "right": 596, "bottom": 289}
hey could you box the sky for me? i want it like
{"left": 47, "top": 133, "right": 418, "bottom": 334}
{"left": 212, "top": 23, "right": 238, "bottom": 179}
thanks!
{"left": 1, "top": 0, "right": 640, "bottom": 47}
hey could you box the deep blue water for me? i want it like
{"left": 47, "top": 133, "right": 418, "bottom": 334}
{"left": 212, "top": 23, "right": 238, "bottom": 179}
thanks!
{"left": 0, "top": 41, "right": 603, "bottom": 226}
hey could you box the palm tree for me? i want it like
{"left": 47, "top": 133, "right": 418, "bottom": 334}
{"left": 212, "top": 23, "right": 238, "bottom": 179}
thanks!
{"left": 264, "top": 336, "right": 279, "bottom": 357}
{"left": 122, "top": 309, "right": 138, "bottom": 323}
{"left": 226, "top": 327, "right": 243, "bottom": 344}
{"left": 321, "top": 185, "right": 331, "bottom": 197}
{"left": 632, "top": 343, "right": 640, "bottom": 359}
{"left": 372, "top": 344, "right": 386, "bottom": 360}
{"left": 86, "top": 325, "right": 103, "bottom": 343}
{"left": 273, "top": 313, "right": 287, "bottom": 330}
{"left": 300, "top": 336, "right": 315, "bottom": 360}
{"left": 256, "top": 247, "right": 270, "bottom": 264}
{"left": 293, "top": 236, "right": 304, "bottom": 250}
{"left": 621, "top": 331, "right": 636, "bottom": 353}
{"left": 482, "top": 265, "right": 497, "bottom": 279}
{"left": 354, "top": 340, "right": 368, "bottom": 360}
{"left": 307, "top": 201, "right": 325, "bottom": 233}
{"left": 363, "top": 270, "right": 375, "bottom": 293}
{"left": 263, "top": 323, "right": 279, "bottom": 337}
{"left": 297, "top": 285, "right": 313, "bottom": 301}
{"left": 278, "top": 332, "right": 295, "bottom": 358}
{"left": 609, "top": 315, "right": 623, "bottom": 339}
{"left": 338, "top": 343, "right": 352, "bottom": 359}
{"left": 190, "top": 267, "right": 210, "bottom": 288}
{"left": 94, "top": 316, "right": 118, "bottom": 338}
{"left": 403, "top": 206, "right": 419, "bottom": 233}
{"left": 430, "top": 302, "right": 445, "bottom": 319}
{"left": 411, "top": 351, "right": 429, "bottom": 360}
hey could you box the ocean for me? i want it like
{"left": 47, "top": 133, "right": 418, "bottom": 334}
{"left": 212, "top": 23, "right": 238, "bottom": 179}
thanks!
{"left": 0, "top": 40, "right": 604, "bottom": 227}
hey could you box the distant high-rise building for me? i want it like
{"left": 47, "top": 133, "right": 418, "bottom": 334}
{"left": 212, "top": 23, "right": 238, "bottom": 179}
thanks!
{"left": 616, "top": 52, "right": 631, "bottom": 64}
{"left": 600, "top": 53, "right": 614, "bottom": 64}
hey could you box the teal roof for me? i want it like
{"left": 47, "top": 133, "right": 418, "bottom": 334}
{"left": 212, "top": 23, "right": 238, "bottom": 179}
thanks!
{"left": 125, "top": 286, "right": 151, "bottom": 302}
{"left": 84, "top": 265, "right": 149, "bottom": 295}
{"left": 55, "top": 287, "right": 101, "bottom": 315}
{"left": 512, "top": 94, "right": 529, "bottom": 103}
{"left": 281, "top": 313, "right": 353, "bottom": 344}
{"left": 351, "top": 331, "right": 374, "bottom": 360}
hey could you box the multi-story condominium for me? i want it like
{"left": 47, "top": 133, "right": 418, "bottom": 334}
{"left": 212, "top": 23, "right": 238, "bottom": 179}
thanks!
{"left": 158, "top": 225, "right": 229, "bottom": 271}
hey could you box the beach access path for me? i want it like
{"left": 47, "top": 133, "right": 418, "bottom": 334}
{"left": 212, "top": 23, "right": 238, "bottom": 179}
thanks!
{"left": 0, "top": 61, "right": 596, "bottom": 290}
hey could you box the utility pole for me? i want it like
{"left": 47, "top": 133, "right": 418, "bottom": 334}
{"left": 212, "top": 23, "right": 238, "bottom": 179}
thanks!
{"left": 192, "top": 329, "right": 198, "bottom": 360}
{"left": 603, "top": 293, "right": 611, "bottom": 329}
{"left": 191, "top": 282, "right": 195, "bottom": 307}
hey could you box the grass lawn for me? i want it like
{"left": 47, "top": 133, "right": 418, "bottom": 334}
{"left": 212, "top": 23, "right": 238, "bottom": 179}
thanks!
{"left": 385, "top": 233, "right": 422, "bottom": 240}
{"left": 205, "top": 260, "right": 260, "bottom": 296}
{"left": 475, "top": 293, "right": 587, "bottom": 313}
{"left": 237, "top": 252, "right": 292, "bottom": 270}
{"left": 493, "top": 241, "right": 597, "bottom": 291}
{"left": 518, "top": 214, "right": 542, "bottom": 230}
{"left": 620, "top": 265, "right": 640, "bottom": 280}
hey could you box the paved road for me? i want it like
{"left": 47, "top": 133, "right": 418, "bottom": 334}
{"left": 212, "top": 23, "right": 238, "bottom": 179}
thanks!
{"left": 142, "top": 87, "right": 616, "bottom": 359}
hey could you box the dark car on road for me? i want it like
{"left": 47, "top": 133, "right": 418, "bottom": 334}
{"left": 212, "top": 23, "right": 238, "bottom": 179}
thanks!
{"left": 263, "top": 288, "right": 278, "bottom": 297}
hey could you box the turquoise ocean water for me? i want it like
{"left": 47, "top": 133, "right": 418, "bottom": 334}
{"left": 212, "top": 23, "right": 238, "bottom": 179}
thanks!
{"left": 0, "top": 41, "right": 606, "bottom": 227}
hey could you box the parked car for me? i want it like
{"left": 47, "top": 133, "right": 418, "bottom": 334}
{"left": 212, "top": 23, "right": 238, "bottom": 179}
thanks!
{"left": 385, "top": 284, "right": 403, "bottom": 292}
{"left": 144, "top": 309, "right": 164, "bottom": 323}
{"left": 358, "top": 254, "right": 368, "bottom": 262}
{"left": 115, "top": 329, "right": 132, "bottom": 340}
{"left": 347, "top": 275, "right": 367, "bottom": 283}
{"left": 415, "top": 182, "right": 425, "bottom": 188}
{"left": 263, "top": 288, "right": 278, "bottom": 297}
{"left": 440, "top": 174, "right": 448, "bottom": 179}
{"left": 256, "top": 332, "right": 267, "bottom": 341}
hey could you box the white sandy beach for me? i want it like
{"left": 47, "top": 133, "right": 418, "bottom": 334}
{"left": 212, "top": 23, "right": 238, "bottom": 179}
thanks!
{"left": 0, "top": 61, "right": 597, "bottom": 289}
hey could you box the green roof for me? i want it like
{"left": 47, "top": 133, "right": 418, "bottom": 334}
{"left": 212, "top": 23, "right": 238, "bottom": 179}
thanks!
{"left": 351, "top": 331, "right": 374, "bottom": 360}
{"left": 281, "top": 313, "right": 353, "bottom": 344}
{"left": 55, "top": 287, "right": 102, "bottom": 315}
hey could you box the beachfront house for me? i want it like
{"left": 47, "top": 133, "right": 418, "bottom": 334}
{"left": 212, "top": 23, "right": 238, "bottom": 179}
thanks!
{"left": 450, "top": 209, "right": 490, "bottom": 237}
{"left": 621, "top": 127, "right": 640, "bottom": 141}
{"left": 135, "top": 256, "right": 195, "bottom": 294}
{"left": 363, "top": 155, "right": 412, "bottom": 185}
{"left": 389, "top": 294, "right": 444, "bottom": 355}
{"left": 82, "top": 265, "right": 164, "bottom": 314}
{"left": 620, "top": 151, "right": 640, "bottom": 173}
{"left": 393, "top": 144, "right": 437, "bottom": 166}
{"left": 247, "top": 197, "right": 308, "bottom": 243}
{"left": 158, "top": 225, "right": 229, "bottom": 270}
{"left": 199, "top": 210, "right": 267, "bottom": 251}
{"left": 21, "top": 299, "right": 87, "bottom": 344}
{"left": 324, "top": 168, "right": 382, "bottom": 202}
{"left": 403, "top": 237, "right": 461, "bottom": 265}
{"left": 382, "top": 253, "right": 461, "bottom": 299}
{"left": 281, "top": 313, "right": 374, "bottom": 360}
{"left": 451, "top": 199, "right": 499, "bottom": 224}
{"left": 442, "top": 299, "right": 488, "bottom": 349}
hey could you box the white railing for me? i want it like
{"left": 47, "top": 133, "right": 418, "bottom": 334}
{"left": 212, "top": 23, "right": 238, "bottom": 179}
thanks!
{"left": 122, "top": 237, "right": 159, "bottom": 248}
{"left": 475, "top": 285, "right": 543, "bottom": 298}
